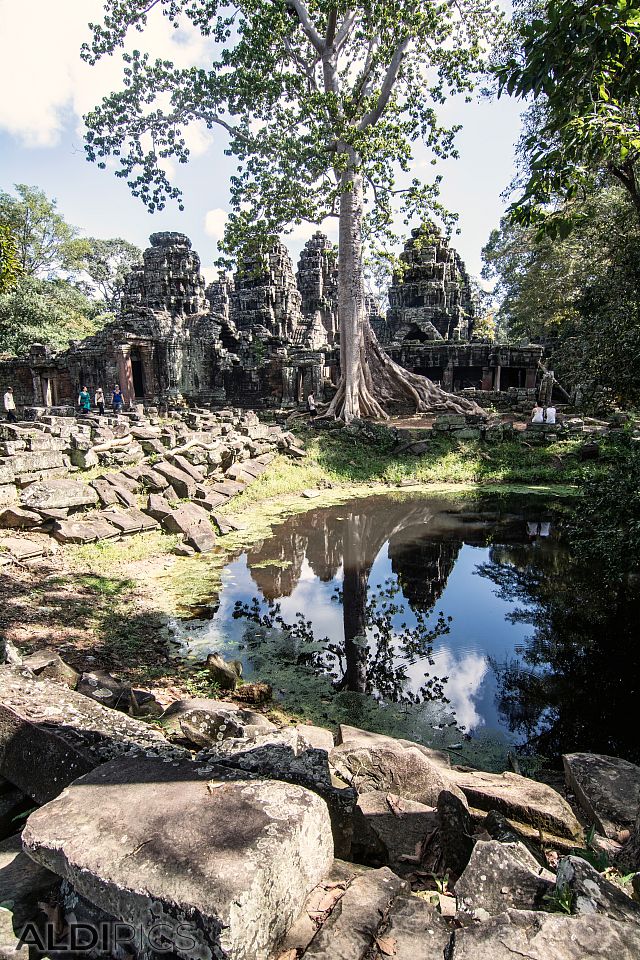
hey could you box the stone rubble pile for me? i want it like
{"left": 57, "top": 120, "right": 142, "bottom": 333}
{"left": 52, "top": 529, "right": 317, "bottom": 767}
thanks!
{"left": 0, "top": 406, "right": 300, "bottom": 561}
{"left": 2, "top": 648, "right": 639, "bottom": 960}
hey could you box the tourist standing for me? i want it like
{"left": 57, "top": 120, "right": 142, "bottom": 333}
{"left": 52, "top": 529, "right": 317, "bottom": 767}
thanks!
{"left": 95, "top": 387, "right": 105, "bottom": 416}
{"left": 112, "top": 384, "right": 124, "bottom": 414}
{"left": 3, "top": 387, "right": 17, "bottom": 423}
{"left": 78, "top": 386, "right": 91, "bottom": 414}
{"left": 531, "top": 403, "right": 544, "bottom": 424}
{"left": 307, "top": 392, "right": 317, "bottom": 418}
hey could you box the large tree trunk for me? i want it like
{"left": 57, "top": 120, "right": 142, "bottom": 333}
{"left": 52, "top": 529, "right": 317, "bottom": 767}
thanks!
{"left": 323, "top": 156, "right": 485, "bottom": 423}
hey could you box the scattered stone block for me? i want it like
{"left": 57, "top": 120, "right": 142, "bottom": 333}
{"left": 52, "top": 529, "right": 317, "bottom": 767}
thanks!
{"left": 0, "top": 485, "right": 18, "bottom": 508}
{"left": 302, "top": 488, "right": 321, "bottom": 499}
{"left": 0, "top": 665, "right": 183, "bottom": 803}
{"left": 330, "top": 736, "right": 463, "bottom": 806}
{"left": 446, "top": 908, "right": 640, "bottom": 960}
{"left": 160, "top": 698, "right": 275, "bottom": 747}
{"left": 302, "top": 866, "right": 407, "bottom": 959}
{"left": 563, "top": 753, "right": 640, "bottom": 838}
{"left": 211, "top": 513, "right": 244, "bottom": 535}
{"left": 169, "top": 453, "right": 205, "bottom": 482}
{"left": 452, "top": 768, "right": 582, "bottom": 840}
{"left": 51, "top": 517, "right": 119, "bottom": 544}
{"left": 90, "top": 478, "right": 120, "bottom": 506}
{"left": 0, "top": 833, "right": 59, "bottom": 928}
{"left": 21, "top": 648, "right": 79, "bottom": 689}
{"left": 556, "top": 855, "right": 640, "bottom": 924}
{"left": 0, "top": 536, "right": 46, "bottom": 561}
{"left": 212, "top": 479, "right": 245, "bottom": 497}
{"left": 437, "top": 789, "right": 475, "bottom": 877}
{"left": 23, "top": 755, "right": 334, "bottom": 960}
{"left": 352, "top": 790, "right": 437, "bottom": 871}
{"left": 21, "top": 478, "right": 98, "bottom": 511}
{"left": 455, "top": 840, "right": 554, "bottom": 919}
{"left": 0, "top": 506, "right": 43, "bottom": 529}
{"left": 378, "top": 893, "right": 451, "bottom": 960}
{"left": 153, "top": 460, "right": 198, "bottom": 498}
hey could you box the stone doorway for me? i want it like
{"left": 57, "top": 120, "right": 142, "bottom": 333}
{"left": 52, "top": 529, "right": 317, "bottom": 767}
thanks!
{"left": 130, "top": 348, "right": 146, "bottom": 398}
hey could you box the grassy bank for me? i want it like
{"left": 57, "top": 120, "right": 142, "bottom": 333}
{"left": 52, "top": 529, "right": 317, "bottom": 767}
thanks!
{"left": 224, "top": 429, "right": 609, "bottom": 512}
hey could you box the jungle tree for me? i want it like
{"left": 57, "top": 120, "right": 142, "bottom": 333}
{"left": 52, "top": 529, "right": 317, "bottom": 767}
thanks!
{"left": 82, "top": 0, "right": 499, "bottom": 421}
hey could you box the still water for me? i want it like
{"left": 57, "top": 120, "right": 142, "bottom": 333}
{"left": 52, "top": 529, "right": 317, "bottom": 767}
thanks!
{"left": 176, "top": 492, "right": 639, "bottom": 770}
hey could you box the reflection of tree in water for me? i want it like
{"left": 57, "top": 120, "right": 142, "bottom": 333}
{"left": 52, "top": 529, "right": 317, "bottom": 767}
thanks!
{"left": 477, "top": 538, "right": 640, "bottom": 764}
{"left": 235, "top": 494, "right": 538, "bottom": 709}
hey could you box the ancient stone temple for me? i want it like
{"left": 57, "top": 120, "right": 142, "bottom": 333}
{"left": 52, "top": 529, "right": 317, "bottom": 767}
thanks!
{"left": 373, "top": 224, "right": 542, "bottom": 393}
{"left": 380, "top": 222, "right": 476, "bottom": 343}
{"left": 0, "top": 225, "right": 541, "bottom": 411}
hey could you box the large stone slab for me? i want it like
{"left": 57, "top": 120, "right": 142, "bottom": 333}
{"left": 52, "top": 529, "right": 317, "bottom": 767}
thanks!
{"left": 0, "top": 507, "right": 43, "bottom": 530}
{"left": 454, "top": 840, "right": 554, "bottom": 919}
{"left": 51, "top": 517, "right": 120, "bottom": 544}
{"left": 23, "top": 755, "right": 333, "bottom": 960}
{"left": 556, "top": 855, "right": 640, "bottom": 925}
{"left": 204, "top": 728, "right": 355, "bottom": 858}
{"left": 153, "top": 461, "right": 197, "bottom": 499}
{"left": 0, "top": 666, "right": 183, "bottom": 804}
{"left": 563, "top": 753, "right": 640, "bottom": 838}
{"left": 21, "top": 479, "right": 98, "bottom": 511}
{"left": 330, "top": 737, "right": 463, "bottom": 806}
{"left": 452, "top": 769, "right": 582, "bottom": 839}
{"left": 302, "top": 866, "right": 407, "bottom": 960}
{"left": 446, "top": 908, "right": 640, "bottom": 959}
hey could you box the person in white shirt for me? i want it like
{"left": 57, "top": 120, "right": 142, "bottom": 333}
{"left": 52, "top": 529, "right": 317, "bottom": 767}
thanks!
{"left": 531, "top": 404, "right": 544, "bottom": 423}
{"left": 545, "top": 406, "right": 557, "bottom": 424}
{"left": 307, "top": 392, "right": 317, "bottom": 418}
{"left": 3, "top": 387, "right": 16, "bottom": 423}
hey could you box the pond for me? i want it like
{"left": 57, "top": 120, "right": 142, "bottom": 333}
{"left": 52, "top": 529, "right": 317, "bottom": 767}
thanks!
{"left": 175, "top": 491, "right": 640, "bottom": 771}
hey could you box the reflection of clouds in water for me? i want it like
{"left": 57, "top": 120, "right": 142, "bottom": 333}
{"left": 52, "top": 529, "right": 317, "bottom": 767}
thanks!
{"left": 407, "top": 648, "right": 489, "bottom": 732}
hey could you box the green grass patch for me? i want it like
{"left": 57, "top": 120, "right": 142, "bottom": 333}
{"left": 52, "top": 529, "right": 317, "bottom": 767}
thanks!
{"left": 66, "top": 531, "right": 180, "bottom": 572}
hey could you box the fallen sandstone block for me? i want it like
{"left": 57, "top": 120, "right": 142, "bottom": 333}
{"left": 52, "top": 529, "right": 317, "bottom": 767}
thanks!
{"left": 21, "top": 478, "right": 98, "bottom": 511}
{"left": 23, "top": 755, "right": 333, "bottom": 960}
{"left": 0, "top": 666, "right": 184, "bottom": 803}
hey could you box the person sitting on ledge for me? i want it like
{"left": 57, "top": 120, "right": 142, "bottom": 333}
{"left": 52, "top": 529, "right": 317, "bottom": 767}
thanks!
{"left": 545, "top": 405, "right": 557, "bottom": 424}
{"left": 531, "top": 403, "right": 544, "bottom": 424}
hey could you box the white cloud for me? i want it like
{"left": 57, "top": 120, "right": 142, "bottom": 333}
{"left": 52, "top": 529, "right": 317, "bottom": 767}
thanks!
{"left": 0, "top": 0, "right": 214, "bottom": 148}
{"left": 407, "top": 648, "right": 489, "bottom": 733}
{"left": 204, "top": 207, "right": 228, "bottom": 240}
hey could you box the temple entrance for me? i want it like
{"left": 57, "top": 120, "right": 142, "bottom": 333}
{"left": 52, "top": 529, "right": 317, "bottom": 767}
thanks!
{"left": 130, "top": 348, "right": 146, "bottom": 398}
{"left": 500, "top": 367, "right": 527, "bottom": 389}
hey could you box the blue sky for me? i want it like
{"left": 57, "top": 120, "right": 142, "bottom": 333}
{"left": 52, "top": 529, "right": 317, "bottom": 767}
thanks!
{"left": 0, "top": 0, "right": 523, "bottom": 282}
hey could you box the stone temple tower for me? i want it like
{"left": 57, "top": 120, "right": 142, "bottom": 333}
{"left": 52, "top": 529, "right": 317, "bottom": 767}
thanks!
{"left": 121, "top": 232, "right": 208, "bottom": 317}
{"left": 382, "top": 222, "right": 476, "bottom": 344}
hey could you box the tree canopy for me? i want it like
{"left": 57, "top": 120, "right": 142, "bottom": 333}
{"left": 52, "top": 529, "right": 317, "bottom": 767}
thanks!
{"left": 496, "top": 0, "right": 640, "bottom": 236}
{"left": 0, "top": 225, "right": 22, "bottom": 295}
{"left": 0, "top": 278, "right": 108, "bottom": 357}
{"left": 82, "top": 0, "right": 500, "bottom": 421}
{"left": 0, "top": 184, "right": 90, "bottom": 278}
{"left": 0, "top": 184, "right": 140, "bottom": 357}
{"left": 83, "top": 0, "right": 500, "bottom": 252}
{"left": 482, "top": 185, "right": 640, "bottom": 404}
{"left": 81, "top": 237, "right": 142, "bottom": 309}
